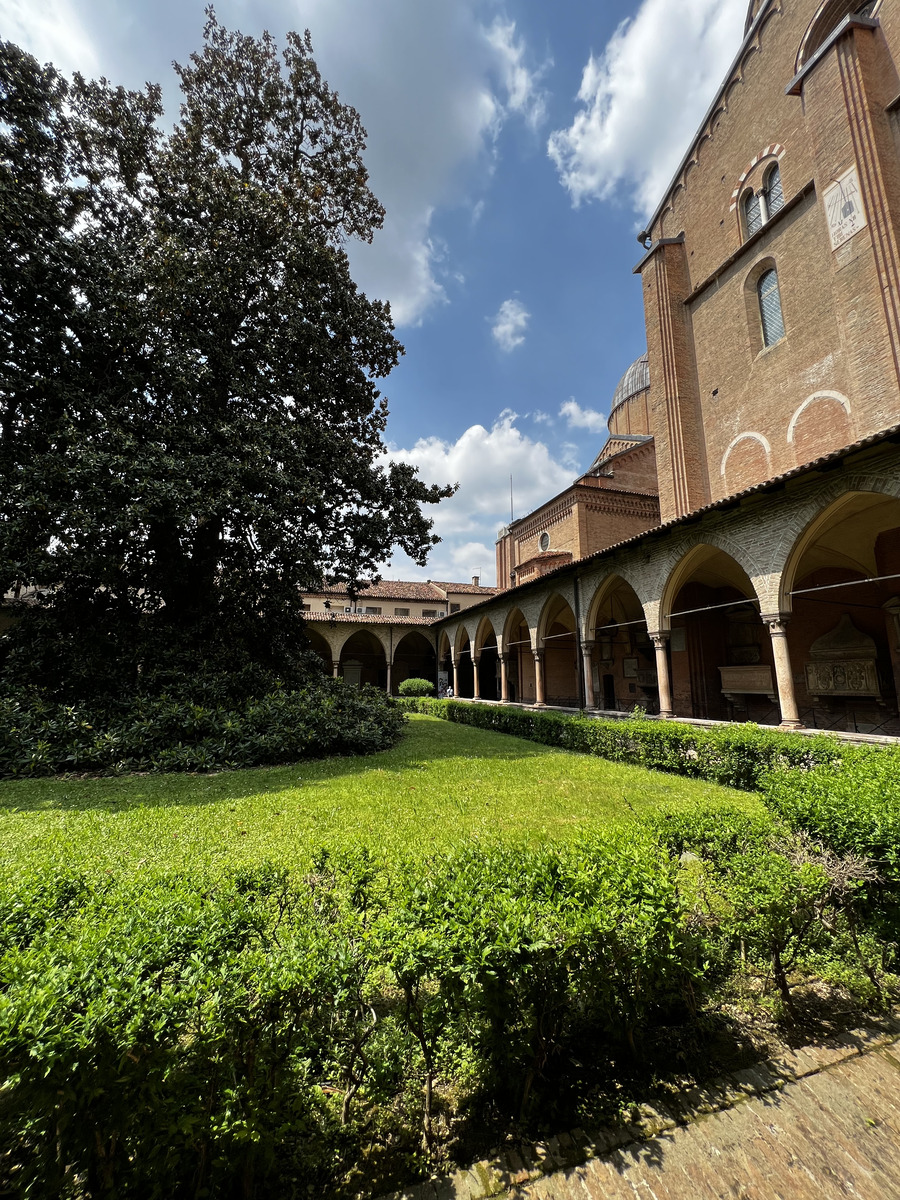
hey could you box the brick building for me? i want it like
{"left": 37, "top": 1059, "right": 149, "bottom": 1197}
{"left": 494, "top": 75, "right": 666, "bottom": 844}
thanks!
{"left": 441, "top": 0, "right": 900, "bottom": 734}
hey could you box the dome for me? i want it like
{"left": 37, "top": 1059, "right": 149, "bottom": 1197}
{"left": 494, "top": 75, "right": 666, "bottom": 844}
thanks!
{"left": 611, "top": 352, "right": 649, "bottom": 411}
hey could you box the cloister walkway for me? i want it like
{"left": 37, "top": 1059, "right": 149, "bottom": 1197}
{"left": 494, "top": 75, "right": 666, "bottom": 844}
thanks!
{"left": 383, "top": 1011, "right": 900, "bottom": 1200}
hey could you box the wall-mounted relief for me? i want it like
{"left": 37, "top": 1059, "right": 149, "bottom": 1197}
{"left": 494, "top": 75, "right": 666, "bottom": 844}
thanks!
{"left": 804, "top": 614, "right": 881, "bottom": 701}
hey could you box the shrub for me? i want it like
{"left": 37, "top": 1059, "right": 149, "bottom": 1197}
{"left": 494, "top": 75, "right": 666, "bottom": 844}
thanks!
{"left": 418, "top": 700, "right": 843, "bottom": 791}
{"left": 0, "top": 680, "right": 405, "bottom": 778}
{"left": 0, "top": 842, "right": 703, "bottom": 1195}
{"left": 397, "top": 677, "right": 435, "bottom": 697}
{"left": 760, "top": 747, "right": 900, "bottom": 948}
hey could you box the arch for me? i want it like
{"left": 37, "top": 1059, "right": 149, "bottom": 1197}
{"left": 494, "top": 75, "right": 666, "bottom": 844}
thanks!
{"left": 474, "top": 614, "right": 500, "bottom": 655}
{"left": 474, "top": 616, "right": 501, "bottom": 702}
{"left": 720, "top": 431, "right": 772, "bottom": 485}
{"left": 729, "top": 145, "right": 786, "bottom": 219}
{"left": 305, "top": 627, "right": 334, "bottom": 673}
{"left": 501, "top": 606, "right": 536, "bottom": 705}
{"left": 662, "top": 544, "right": 769, "bottom": 722}
{"left": 537, "top": 593, "right": 580, "bottom": 708}
{"left": 787, "top": 391, "right": 851, "bottom": 442}
{"left": 796, "top": 0, "right": 881, "bottom": 72}
{"left": 660, "top": 543, "right": 764, "bottom": 631}
{"left": 338, "top": 629, "right": 387, "bottom": 689}
{"left": 393, "top": 629, "right": 436, "bottom": 694}
{"left": 777, "top": 486, "right": 900, "bottom": 735}
{"left": 779, "top": 489, "right": 900, "bottom": 613}
{"left": 585, "top": 574, "right": 655, "bottom": 713}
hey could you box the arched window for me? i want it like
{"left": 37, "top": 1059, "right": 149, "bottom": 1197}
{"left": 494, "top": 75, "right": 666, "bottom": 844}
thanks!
{"left": 797, "top": 0, "right": 880, "bottom": 71}
{"left": 743, "top": 189, "right": 763, "bottom": 237}
{"left": 758, "top": 268, "right": 785, "bottom": 346}
{"left": 741, "top": 163, "right": 784, "bottom": 240}
{"left": 763, "top": 163, "right": 783, "bottom": 216}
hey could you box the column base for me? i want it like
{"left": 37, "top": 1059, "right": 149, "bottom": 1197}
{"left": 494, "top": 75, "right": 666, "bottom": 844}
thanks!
{"left": 658, "top": 710, "right": 674, "bottom": 720}
{"left": 779, "top": 719, "right": 805, "bottom": 730}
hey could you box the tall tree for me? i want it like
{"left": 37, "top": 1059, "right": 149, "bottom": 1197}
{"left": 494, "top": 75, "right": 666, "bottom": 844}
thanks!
{"left": 0, "top": 14, "right": 452, "bottom": 700}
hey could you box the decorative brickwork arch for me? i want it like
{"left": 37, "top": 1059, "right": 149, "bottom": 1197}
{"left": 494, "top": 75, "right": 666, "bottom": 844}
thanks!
{"left": 721, "top": 432, "right": 772, "bottom": 494}
{"left": 583, "top": 574, "right": 653, "bottom": 713}
{"left": 501, "top": 606, "right": 536, "bottom": 705}
{"left": 730, "top": 144, "right": 786, "bottom": 215}
{"left": 644, "top": 531, "right": 767, "bottom": 631}
{"left": 787, "top": 392, "right": 853, "bottom": 464}
{"left": 777, "top": 480, "right": 900, "bottom": 613}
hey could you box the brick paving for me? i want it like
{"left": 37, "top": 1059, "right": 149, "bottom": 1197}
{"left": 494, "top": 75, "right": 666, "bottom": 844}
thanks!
{"left": 380, "top": 1016, "right": 900, "bottom": 1200}
{"left": 521, "top": 1048, "right": 900, "bottom": 1199}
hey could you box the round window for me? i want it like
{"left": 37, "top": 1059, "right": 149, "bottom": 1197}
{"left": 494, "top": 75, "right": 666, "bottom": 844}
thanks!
{"left": 539, "top": 532, "right": 550, "bottom": 552}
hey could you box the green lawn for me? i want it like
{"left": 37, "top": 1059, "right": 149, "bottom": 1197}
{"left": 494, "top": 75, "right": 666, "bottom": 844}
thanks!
{"left": 0, "top": 714, "right": 760, "bottom": 877}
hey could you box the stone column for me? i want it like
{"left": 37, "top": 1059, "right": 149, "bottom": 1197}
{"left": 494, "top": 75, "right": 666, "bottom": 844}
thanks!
{"left": 581, "top": 641, "right": 596, "bottom": 709}
{"left": 650, "top": 632, "right": 674, "bottom": 718}
{"left": 332, "top": 660, "right": 340, "bottom": 679}
{"left": 452, "top": 658, "right": 460, "bottom": 698}
{"left": 499, "top": 653, "right": 509, "bottom": 702}
{"left": 472, "top": 654, "right": 481, "bottom": 700}
{"left": 386, "top": 660, "right": 392, "bottom": 695}
{"left": 533, "top": 650, "right": 546, "bottom": 706}
{"left": 763, "top": 616, "right": 803, "bottom": 729}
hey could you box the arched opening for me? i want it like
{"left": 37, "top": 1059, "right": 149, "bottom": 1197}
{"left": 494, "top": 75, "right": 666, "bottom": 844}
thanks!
{"left": 393, "top": 630, "right": 436, "bottom": 695}
{"left": 587, "top": 575, "right": 656, "bottom": 713}
{"left": 474, "top": 618, "right": 500, "bottom": 701}
{"left": 662, "top": 546, "right": 771, "bottom": 722}
{"left": 503, "top": 608, "right": 534, "bottom": 704}
{"left": 780, "top": 491, "right": 900, "bottom": 734}
{"left": 538, "top": 595, "right": 580, "bottom": 707}
{"left": 438, "top": 631, "right": 453, "bottom": 696}
{"left": 339, "top": 630, "right": 387, "bottom": 689}
{"left": 454, "top": 629, "right": 475, "bottom": 699}
{"left": 305, "top": 627, "right": 334, "bottom": 674}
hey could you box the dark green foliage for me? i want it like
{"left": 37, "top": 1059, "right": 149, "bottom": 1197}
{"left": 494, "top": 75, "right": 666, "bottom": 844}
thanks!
{"left": 396, "top": 677, "right": 435, "bottom": 697}
{"left": 0, "top": 680, "right": 405, "bottom": 777}
{"left": 0, "top": 21, "right": 452, "bottom": 704}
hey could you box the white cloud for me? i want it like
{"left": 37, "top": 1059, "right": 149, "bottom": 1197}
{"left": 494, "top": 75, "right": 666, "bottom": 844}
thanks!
{"left": 384, "top": 409, "right": 575, "bottom": 582}
{"left": 548, "top": 0, "right": 746, "bottom": 215}
{"left": 0, "top": 0, "right": 99, "bottom": 75}
{"left": 491, "top": 297, "right": 530, "bottom": 352}
{"left": 531, "top": 409, "right": 552, "bottom": 424}
{"left": 483, "top": 17, "right": 549, "bottom": 130}
{"left": 294, "top": 0, "right": 549, "bottom": 325}
{"left": 2, "top": 0, "right": 547, "bottom": 329}
{"left": 559, "top": 397, "right": 607, "bottom": 434}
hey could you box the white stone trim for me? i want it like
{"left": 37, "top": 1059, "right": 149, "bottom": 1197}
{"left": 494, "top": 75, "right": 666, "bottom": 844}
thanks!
{"left": 720, "top": 431, "right": 772, "bottom": 477}
{"left": 787, "top": 391, "right": 852, "bottom": 444}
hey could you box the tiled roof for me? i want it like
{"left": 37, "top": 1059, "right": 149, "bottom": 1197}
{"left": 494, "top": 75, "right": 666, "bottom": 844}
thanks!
{"left": 304, "top": 613, "right": 435, "bottom": 626}
{"left": 316, "top": 579, "right": 498, "bottom": 601}
{"left": 431, "top": 580, "right": 500, "bottom": 595}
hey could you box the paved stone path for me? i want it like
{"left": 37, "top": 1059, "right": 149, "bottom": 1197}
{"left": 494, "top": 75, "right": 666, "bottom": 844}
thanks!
{"left": 381, "top": 1016, "right": 900, "bottom": 1200}
{"left": 519, "top": 1046, "right": 900, "bottom": 1199}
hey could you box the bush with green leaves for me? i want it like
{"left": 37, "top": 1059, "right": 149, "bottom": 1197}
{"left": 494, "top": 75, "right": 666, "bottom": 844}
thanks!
{"left": 0, "top": 839, "right": 704, "bottom": 1196}
{"left": 0, "top": 680, "right": 405, "bottom": 778}
{"left": 400, "top": 699, "right": 843, "bottom": 790}
{"left": 397, "top": 677, "right": 435, "bottom": 697}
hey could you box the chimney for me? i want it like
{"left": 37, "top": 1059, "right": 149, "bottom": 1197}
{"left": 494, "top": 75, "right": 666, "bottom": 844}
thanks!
{"left": 471, "top": 575, "right": 480, "bottom": 587}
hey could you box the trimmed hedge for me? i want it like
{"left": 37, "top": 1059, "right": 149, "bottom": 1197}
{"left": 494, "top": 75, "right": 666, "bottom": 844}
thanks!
{"left": 0, "top": 840, "right": 701, "bottom": 1197}
{"left": 2, "top": 817, "right": 892, "bottom": 1197}
{"left": 400, "top": 698, "right": 843, "bottom": 790}
{"left": 396, "top": 677, "right": 435, "bottom": 697}
{"left": 0, "top": 681, "right": 405, "bottom": 777}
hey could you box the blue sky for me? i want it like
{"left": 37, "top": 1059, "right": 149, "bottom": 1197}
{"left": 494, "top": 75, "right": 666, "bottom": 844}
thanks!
{"left": 2, "top": 0, "right": 748, "bottom": 584}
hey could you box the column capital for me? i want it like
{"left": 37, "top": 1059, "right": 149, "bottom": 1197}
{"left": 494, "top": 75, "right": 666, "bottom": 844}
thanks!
{"left": 580, "top": 640, "right": 595, "bottom": 655}
{"left": 761, "top": 613, "right": 791, "bottom": 634}
{"left": 532, "top": 647, "right": 545, "bottom": 660}
{"left": 648, "top": 630, "right": 670, "bottom": 646}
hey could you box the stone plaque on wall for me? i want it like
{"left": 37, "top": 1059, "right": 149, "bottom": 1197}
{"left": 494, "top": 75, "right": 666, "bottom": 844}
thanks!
{"left": 719, "top": 665, "right": 776, "bottom": 698}
{"left": 805, "top": 659, "right": 879, "bottom": 699}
